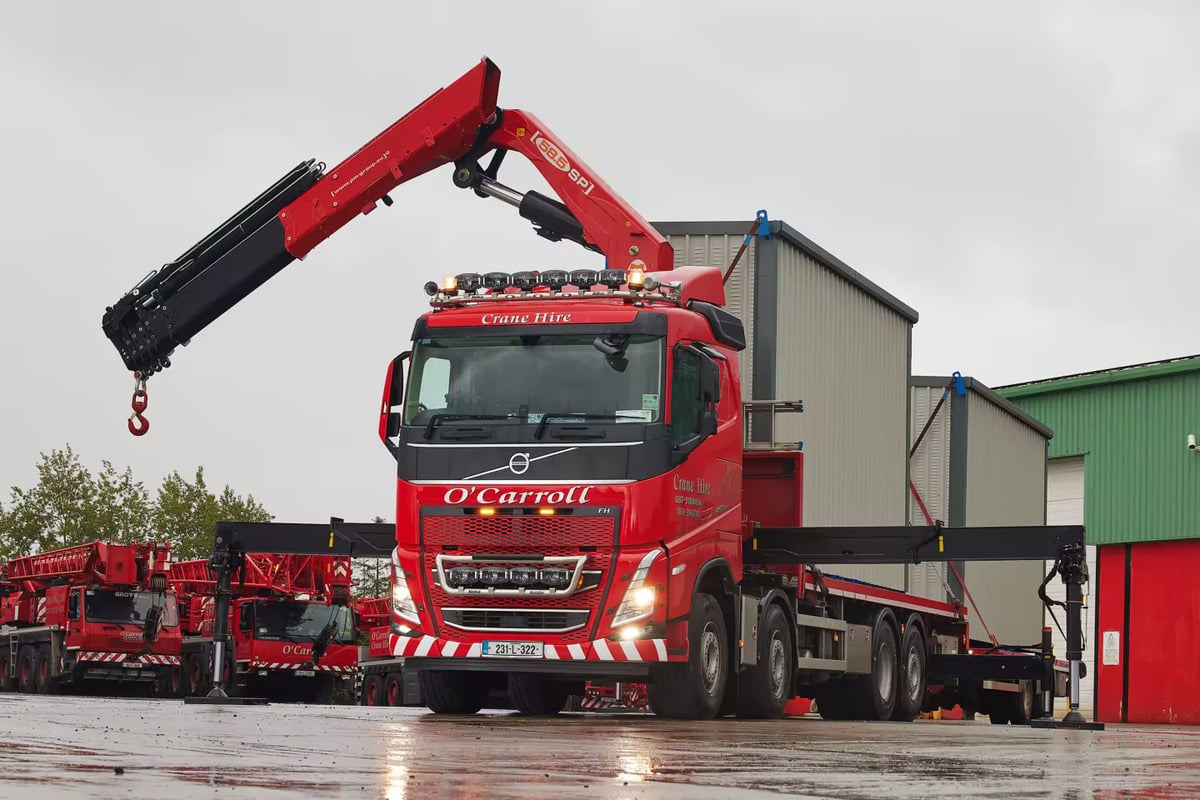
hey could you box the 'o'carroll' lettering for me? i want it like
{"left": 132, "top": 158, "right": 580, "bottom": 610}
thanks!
{"left": 442, "top": 486, "right": 594, "bottom": 505}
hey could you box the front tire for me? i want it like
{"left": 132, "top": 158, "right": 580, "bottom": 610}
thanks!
{"left": 418, "top": 670, "right": 487, "bottom": 714}
{"left": 648, "top": 592, "right": 729, "bottom": 720}
{"left": 362, "top": 674, "right": 384, "bottom": 706}
{"left": 508, "top": 674, "right": 574, "bottom": 716}
{"left": 36, "top": 645, "right": 56, "bottom": 695}
{"left": 735, "top": 602, "right": 793, "bottom": 719}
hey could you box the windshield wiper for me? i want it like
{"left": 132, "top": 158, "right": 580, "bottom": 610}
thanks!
{"left": 424, "top": 413, "right": 512, "bottom": 440}
{"left": 534, "top": 412, "right": 621, "bottom": 440}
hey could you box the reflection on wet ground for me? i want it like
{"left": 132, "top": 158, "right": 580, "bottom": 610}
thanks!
{"left": 0, "top": 695, "right": 1197, "bottom": 799}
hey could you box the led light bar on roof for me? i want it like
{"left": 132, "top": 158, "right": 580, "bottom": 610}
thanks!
{"left": 423, "top": 267, "right": 679, "bottom": 307}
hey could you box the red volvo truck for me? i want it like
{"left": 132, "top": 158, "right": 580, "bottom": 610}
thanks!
{"left": 0, "top": 541, "right": 182, "bottom": 695}
{"left": 169, "top": 550, "right": 359, "bottom": 702}
{"left": 100, "top": 57, "right": 1097, "bottom": 727}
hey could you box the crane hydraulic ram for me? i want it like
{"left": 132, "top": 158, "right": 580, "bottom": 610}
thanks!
{"left": 100, "top": 56, "right": 672, "bottom": 433}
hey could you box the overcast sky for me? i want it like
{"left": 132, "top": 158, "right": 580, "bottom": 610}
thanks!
{"left": 1, "top": 1, "right": 1196, "bottom": 524}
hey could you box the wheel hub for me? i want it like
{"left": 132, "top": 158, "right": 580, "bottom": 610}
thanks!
{"left": 906, "top": 649, "right": 922, "bottom": 700}
{"left": 769, "top": 633, "right": 787, "bottom": 697}
{"left": 700, "top": 622, "right": 722, "bottom": 695}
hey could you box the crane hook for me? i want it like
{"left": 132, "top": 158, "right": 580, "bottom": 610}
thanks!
{"left": 128, "top": 372, "right": 150, "bottom": 436}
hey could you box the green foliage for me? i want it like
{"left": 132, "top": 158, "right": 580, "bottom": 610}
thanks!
{"left": 351, "top": 515, "right": 392, "bottom": 600}
{"left": 153, "top": 467, "right": 273, "bottom": 560}
{"left": 0, "top": 445, "right": 272, "bottom": 561}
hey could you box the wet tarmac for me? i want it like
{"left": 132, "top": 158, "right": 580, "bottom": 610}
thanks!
{"left": 0, "top": 695, "right": 1197, "bottom": 799}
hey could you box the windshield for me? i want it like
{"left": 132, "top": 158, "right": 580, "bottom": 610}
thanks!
{"left": 84, "top": 589, "right": 179, "bottom": 627}
{"left": 404, "top": 333, "right": 664, "bottom": 425}
{"left": 251, "top": 601, "right": 355, "bottom": 644}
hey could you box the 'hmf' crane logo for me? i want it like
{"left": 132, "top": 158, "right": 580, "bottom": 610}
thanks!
{"left": 531, "top": 131, "right": 595, "bottom": 196}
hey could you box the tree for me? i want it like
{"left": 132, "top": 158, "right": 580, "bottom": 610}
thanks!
{"left": 0, "top": 445, "right": 272, "bottom": 562}
{"left": 0, "top": 445, "right": 153, "bottom": 560}
{"left": 153, "top": 467, "right": 273, "bottom": 560}
{"left": 352, "top": 516, "right": 392, "bottom": 599}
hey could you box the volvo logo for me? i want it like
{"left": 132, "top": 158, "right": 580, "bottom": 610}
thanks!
{"left": 460, "top": 447, "right": 577, "bottom": 481}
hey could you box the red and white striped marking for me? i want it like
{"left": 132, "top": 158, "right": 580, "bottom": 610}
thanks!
{"left": 35, "top": 598, "right": 47, "bottom": 624}
{"left": 390, "top": 635, "right": 672, "bottom": 662}
{"left": 249, "top": 661, "right": 356, "bottom": 673}
{"left": 75, "top": 652, "right": 181, "bottom": 666}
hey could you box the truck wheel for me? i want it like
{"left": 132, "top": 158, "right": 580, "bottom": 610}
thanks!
{"left": 35, "top": 646, "right": 56, "bottom": 695}
{"left": 1006, "top": 681, "right": 1034, "bottom": 725}
{"left": 848, "top": 610, "right": 899, "bottom": 721}
{"left": 362, "top": 674, "right": 385, "bottom": 706}
{"left": 647, "top": 592, "right": 729, "bottom": 720}
{"left": 890, "top": 617, "right": 926, "bottom": 721}
{"left": 735, "top": 602, "right": 793, "bottom": 719}
{"left": 813, "top": 680, "right": 852, "bottom": 720}
{"left": 384, "top": 672, "right": 404, "bottom": 706}
{"left": 17, "top": 645, "right": 38, "bottom": 693}
{"left": 508, "top": 674, "right": 574, "bottom": 716}
{"left": 185, "top": 654, "right": 209, "bottom": 696}
{"left": 0, "top": 651, "right": 12, "bottom": 691}
{"left": 309, "top": 675, "right": 335, "bottom": 704}
{"left": 418, "top": 670, "right": 487, "bottom": 714}
{"left": 157, "top": 666, "right": 182, "bottom": 699}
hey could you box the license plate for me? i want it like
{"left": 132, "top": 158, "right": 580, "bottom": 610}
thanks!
{"left": 481, "top": 641, "right": 544, "bottom": 658}
{"left": 294, "top": 669, "right": 315, "bottom": 677}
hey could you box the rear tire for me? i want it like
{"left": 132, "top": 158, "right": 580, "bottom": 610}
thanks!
{"left": 35, "top": 646, "right": 56, "bottom": 695}
{"left": 508, "top": 674, "right": 575, "bottom": 716}
{"left": 17, "top": 645, "right": 38, "bottom": 693}
{"left": 362, "top": 674, "right": 385, "bottom": 706}
{"left": 848, "top": 611, "right": 899, "bottom": 721}
{"left": 890, "top": 617, "right": 926, "bottom": 721}
{"left": 0, "top": 650, "right": 12, "bottom": 691}
{"left": 1006, "top": 681, "right": 1034, "bottom": 725}
{"left": 813, "top": 680, "right": 853, "bottom": 720}
{"left": 384, "top": 672, "right": 404, "bottom": 706}
{"left": 418, "top": 670, "right": 487, "bottom": 714}
{"left": 735, "top": 603, "right": 793, "bottom": 719}
{"left": 185, "top": 654, "right": 209, "bottom": 696}
{"left": 647, "top": 592, "right": 729, "bottom": 720}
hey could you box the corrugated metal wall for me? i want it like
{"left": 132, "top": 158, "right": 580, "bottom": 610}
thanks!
{"left": 1002, "top": 368, "right": 1200, "bottom": 545}
{"left": 908, "top": 384, "right": 951, "bottom": 601}
{"left": 773, "top": 238, "right": 910, "bottom": 527}
{"left": 663, "top": 232, "right": 756, "bottom": 399}
{"left": 961, "top": 393, "right": 1049, "bottom": 645}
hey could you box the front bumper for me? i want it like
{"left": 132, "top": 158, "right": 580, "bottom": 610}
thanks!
{"left": 73, "top": 651, "right": 180, "bottom": 666}
{"left": 390, "top": 633, "right": 672, "bottom": 663}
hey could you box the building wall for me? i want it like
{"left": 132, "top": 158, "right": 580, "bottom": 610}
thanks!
{"left": 771, "top": 238, "right": 911, "bottom": 527}
{"left": 961, "top": 393, "right": 1050, "bottom": 646}
{"left": 1001, "top": 366, "right": 1200, "bottom": 545}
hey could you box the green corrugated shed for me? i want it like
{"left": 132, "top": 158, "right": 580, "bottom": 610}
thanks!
{"left": 996, "top": 355, "right": 1200, "bottom": 545}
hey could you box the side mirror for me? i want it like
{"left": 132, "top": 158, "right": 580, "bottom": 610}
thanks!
{"left": 378, "top": 351, "right": 411, "bottom": 457}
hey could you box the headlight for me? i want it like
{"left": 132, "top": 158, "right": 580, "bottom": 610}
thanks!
{"left": 612, "top": 550, "right": 661, "bottom": 628}
{"left": 390, "top": 550, "right": 419, "bottom": 624}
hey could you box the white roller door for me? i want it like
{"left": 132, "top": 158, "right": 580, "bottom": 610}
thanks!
{"left": 1045, "top": 456, "right": 1096, "bottom": 714}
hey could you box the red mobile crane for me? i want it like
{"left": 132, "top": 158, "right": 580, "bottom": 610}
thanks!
{"left": 0, "top": 541, "right": 182, "bottom": 695}
{"left": 169, "top": 549, "right": 359, "bottom": 702}
{"left": 101, "top": 58, "right": 1099, "bottom": 728}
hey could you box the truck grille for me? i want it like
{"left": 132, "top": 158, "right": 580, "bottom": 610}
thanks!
{"left": 421, "top": 511, "right": 616, "bottom": 643}
{"left": 422, "top": 513, "right": 615, "bottom": 550}
{"left": 441, "top": 608, "right": 590, "bottom": 633}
